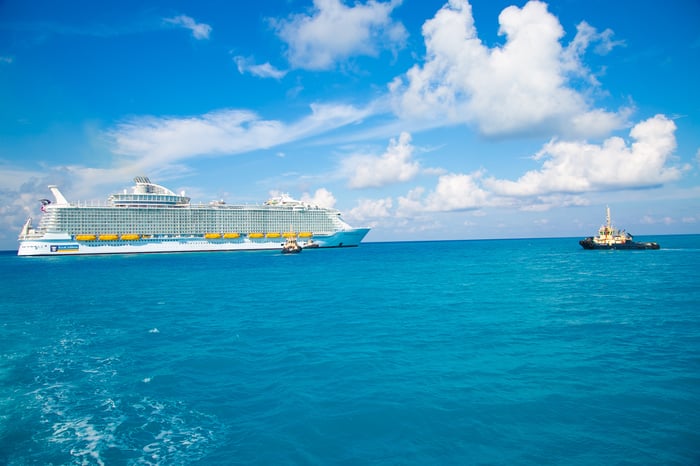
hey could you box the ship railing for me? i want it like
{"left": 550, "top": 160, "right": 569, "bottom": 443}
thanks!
{"left": 18, "top": 231, "right": 46, "bottom": 240}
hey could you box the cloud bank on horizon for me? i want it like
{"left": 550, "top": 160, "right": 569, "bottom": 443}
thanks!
{"left": 0, "top": 0, "right": 697, "bottom": 245}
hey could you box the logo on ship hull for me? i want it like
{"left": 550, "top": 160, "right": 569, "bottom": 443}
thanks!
{"left": 50, "top": 244, "right": 79, "bottom": 252}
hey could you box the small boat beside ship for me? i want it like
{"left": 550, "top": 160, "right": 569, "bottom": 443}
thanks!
{"left": 281, "top": 235, "right": 302, "bottom": 254}
{"left": 579, "top": 207, "right": 660, "bottom": 250}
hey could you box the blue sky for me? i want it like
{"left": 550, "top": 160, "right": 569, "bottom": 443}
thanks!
{"left": 1, "top": 0, "right": 699, "bottom": 249}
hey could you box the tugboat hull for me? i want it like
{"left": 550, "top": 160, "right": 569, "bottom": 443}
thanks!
{"left": 579, "top": 237, "right": 660, "bottom": 250}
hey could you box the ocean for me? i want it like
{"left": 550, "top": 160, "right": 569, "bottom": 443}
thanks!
{"left": 1, "top": 236, "right": 699, "bottom": 465}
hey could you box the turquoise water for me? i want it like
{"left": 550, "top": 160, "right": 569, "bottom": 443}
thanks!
{"left": 1, "top": 236, "right": 699, "bottom": 465}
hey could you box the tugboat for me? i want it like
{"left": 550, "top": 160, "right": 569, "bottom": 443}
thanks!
{"left": 579, "top": 207, "right": 660, "bottom": 250}
{"left": 302, "top": 239, "right": 319, "bottom": 249}
{"left": 281, "top": 233, "right": 302, "bottom": 254}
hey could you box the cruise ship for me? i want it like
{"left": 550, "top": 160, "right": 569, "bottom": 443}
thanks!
{"left": 18, "top": 176, "right": 370, "bottom": 256}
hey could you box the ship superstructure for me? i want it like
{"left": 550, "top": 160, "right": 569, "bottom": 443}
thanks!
{"left": 18, "top": 177, "right": 369, "bottom": 256}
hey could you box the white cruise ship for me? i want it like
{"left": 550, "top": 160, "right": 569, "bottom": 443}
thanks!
{"left": 18, "top": 176, "right": 370, "bottom": 256}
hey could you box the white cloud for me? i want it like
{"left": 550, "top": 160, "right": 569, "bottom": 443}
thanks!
{"left": 164, "top": 15, "right": 212, "bottom": 40}
{"left": 0, "top": 169, "right": 57, "bottom": 238}
{"left": 234, "top": 56, "right": 287, "bottom": 80}
{"left": 484, "top": 114, "right": 683, "bottom": 197}
{"left": 397, "top": 171, "right": 489, "bottom": 215}
{"left": 640, "top": 215, "right": 675, "bottom": 225}
{"left": 301, "top": 187, "right": 336, "bottom": 208}
{"left": 349, "top": 114, "right": 684, "bottom": 223}
{"left": 273, "top": 0, "right": 407, "bottom": 70}
{"left": 342, "top": 132, "right": 420, "bottom": 188}
{"left": 0, "top": 56, "right": 13, "bottom": 64}
{"left": 519, "top": 194, "right": 589, "bottom": 212}
{"left": 346, "top": 197, "right": 393, "bottom": 222}
{"left": 110, "top": 109, "right": 281, "bottom": 161}
{"left": 389, "top": 0, "right": 628, "bottom": 138}
{"left": 0, "top": 165, "right": 146, "bottom": 239}
{"left": 563, "top": 21, "right": 624, "bottom": 76}
{"left": 107, "top": 103, "right": 373, "bottom": 169}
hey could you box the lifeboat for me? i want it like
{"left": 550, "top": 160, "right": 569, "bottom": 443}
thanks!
{"left": 266, "top": 232, "right": 281, "bottom": 238}
{"left": 223, "top": 232, "right": 240, "bottom": 239}
{"left": 298, "top": 232, "right": 313, "bottom": 238}
{"left": 282, "top": 232, "right": 297, "bottom": 238}
{"left": 205, "top": 233, "right": 221, "bottom": 239}
{"left": 248, "top": 232, "right": 264, "bottom": 239}
{"left": 75, "top": 234, "right": 96, "bottom": 241}
{"left": 98, "top": 234, "right": 118, "bottom": 241}
{"left": 120, "top": 234, "right": 140, "bottom": 240}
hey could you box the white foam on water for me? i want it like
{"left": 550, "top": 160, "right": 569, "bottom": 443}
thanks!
{"left": 124, "top": 397, "right": 223, "bottom": 464}
{"left": 102, "top": 398, "right": 117, "bottom": 411}
{"left": 52, "top": 417, "right": 115, "bottom": 466}
{"left": 35, "top": 382, "right": 224, "bottom": 465}
{"left": 13, "top": 329, "right": 227, "bottom": 465}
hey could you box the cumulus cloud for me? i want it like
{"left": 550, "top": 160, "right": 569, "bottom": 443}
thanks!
{"left": 234, "top": 56, "right": 287, "bottom": 80}
{"left": 389, "top": 0, "right": 628, "bottom": 138}
{"left": 397, "top": 172, "right": 489, "bottom": 215}
{"left": 484, "top": 114, "right": 683, "bottom": 197}
{"left": 0, "top": 165, "right": 145, "bottom": 239}
{"left": 164, "top": 15, "right": 212, "bottom": 40}
{"left": 273, "top": 0, "right": 407, "bottom": 70}
{"left": 346, "top": 197, "right": 393, "bottom": 222}
{"left": 342, "top": 132, "right": 420, "bottom": 188}
{"left": 301, "top": 187, "right": 336, "bottom": 208}
{"left": 0, "top": 170, "right": 58, "bottom": 237}
{"left": 353, "top": 114, "right": 685, "bottom": 223}
{"left": 563, "top": 21, "right": 624, "bottom": 76}
{"left": 108, "top": 103, "right": 373, "bottom": 169}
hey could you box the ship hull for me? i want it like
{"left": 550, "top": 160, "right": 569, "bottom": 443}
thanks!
{"left": 579, "top": 237, "right": 660, "bottom": 250}
{"left": 18, "top": 228, "right": 370, "bottom": 256}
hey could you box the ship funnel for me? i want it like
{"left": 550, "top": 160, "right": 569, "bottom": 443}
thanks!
{"left": 48, "top": 185, "right": 69, "bottom": 205}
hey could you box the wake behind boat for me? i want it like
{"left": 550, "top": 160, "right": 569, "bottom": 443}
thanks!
{"left": 579, "top": 207, "right": 660, "bottom": 250}
{"left": 18, "top": 176, "right": 370, "bottom": 256}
